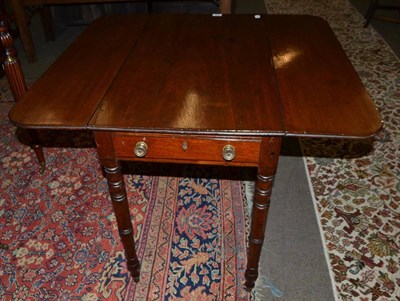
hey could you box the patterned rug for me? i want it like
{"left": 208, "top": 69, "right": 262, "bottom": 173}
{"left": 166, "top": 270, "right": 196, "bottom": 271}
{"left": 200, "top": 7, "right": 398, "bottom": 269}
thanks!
{"left": 0, "top": 85, "right": 251, "bottom": 299}
{"left": 264, "top": 0, "right": 400, "bottom": 300}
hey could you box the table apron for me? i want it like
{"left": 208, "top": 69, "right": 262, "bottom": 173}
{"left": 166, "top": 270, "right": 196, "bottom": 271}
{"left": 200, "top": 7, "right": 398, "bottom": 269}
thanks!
{"left": 111, "top": 133, "right": 262, "bottom": 166}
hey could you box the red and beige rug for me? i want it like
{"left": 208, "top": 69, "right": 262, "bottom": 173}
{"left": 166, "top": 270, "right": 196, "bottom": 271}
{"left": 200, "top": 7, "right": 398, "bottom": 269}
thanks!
{"left": 265, "top": 0, "right": 400, "bottom": 300}
{"left": 0, "top": 88, "right": 251, "bottom": 299}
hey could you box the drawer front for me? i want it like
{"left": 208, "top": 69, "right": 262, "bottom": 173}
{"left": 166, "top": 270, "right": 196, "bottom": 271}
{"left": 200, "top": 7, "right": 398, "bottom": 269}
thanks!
{"left": 112, "top": 134, "right": 261, "bottom": 165}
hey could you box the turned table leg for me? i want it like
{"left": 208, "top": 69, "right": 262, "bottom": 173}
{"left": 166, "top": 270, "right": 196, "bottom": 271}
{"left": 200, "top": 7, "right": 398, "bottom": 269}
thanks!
{"left": 0, "top": 17, "right": 45, "bottom": 170}
{"left": 245, "top": 137, "right": 282, "bottom": 290}
{"left": 94, "top": 132, "right": 140, "bottom": 281}
{"left": 31, "top": 137, "right": 46, "bottom": 172}
{"left": 102, "top": 160, "right": 140, "bottom": 280}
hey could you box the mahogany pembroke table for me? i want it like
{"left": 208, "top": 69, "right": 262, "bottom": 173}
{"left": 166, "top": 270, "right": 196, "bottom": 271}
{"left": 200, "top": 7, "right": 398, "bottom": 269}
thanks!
{"left": 5, "top": 14, "right": 382, "bottom": 289}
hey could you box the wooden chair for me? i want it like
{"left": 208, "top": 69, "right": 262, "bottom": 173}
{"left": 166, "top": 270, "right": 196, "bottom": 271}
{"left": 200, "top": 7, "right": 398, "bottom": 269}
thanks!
{"left": 10, "top": 0, "right": 232, "bottom": 63}
{"left": 364, "top": 0, "right": 400, "bottom": 27}
{"left": 0, "top": 16, "right": 45, "bottom": 170}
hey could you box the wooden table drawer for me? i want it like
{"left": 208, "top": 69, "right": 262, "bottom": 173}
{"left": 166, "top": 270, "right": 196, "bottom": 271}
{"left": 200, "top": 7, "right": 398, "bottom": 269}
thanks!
{"left": 112, "top": 134, "right": 261, "bottom": 165}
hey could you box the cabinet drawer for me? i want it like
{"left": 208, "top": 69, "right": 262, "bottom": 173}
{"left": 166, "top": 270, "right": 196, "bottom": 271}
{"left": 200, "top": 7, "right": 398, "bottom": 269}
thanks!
{"left": 112, "top": 134, "right": 261, "bottom": 165}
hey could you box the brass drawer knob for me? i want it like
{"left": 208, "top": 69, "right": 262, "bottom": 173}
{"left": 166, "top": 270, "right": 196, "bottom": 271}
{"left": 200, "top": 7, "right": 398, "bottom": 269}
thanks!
{"left": 222, "top": 144, "right": 236, "bottom": 161}
{"left": 134, "top": 141, "right": 148, "bottom": 157}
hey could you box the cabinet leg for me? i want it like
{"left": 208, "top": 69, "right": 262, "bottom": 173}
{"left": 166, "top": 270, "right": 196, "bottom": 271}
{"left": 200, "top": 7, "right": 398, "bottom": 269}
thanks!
{"left": 220, "top": 0, "right": 232, "bottom": 14}
{"left": 244, "top": 137, "right": 281, "bottom": 290}
{"left": 102, "top": 160, "right": 140, "bottom": 281}
{"left": 364, "top": 0, "right": 379, "bottom": 27}
{"left": 9, "top": 0, "right": 37, "bottom": 62}
{"left": 40, "top": 6, "right": 56, "bottom": 41}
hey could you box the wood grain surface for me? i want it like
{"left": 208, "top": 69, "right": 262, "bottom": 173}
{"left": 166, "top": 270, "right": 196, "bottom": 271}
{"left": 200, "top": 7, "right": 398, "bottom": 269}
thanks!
{"left": 9, "top": 14, "right": 382, "bottom": 139}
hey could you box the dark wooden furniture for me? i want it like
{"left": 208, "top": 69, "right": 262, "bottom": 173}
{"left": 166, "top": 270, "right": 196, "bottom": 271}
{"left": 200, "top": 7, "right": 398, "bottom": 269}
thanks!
{"left": 7, "top": 14, "right": 382, "bottom": 289}
{"left": 364, "top": 0, "right": 400, "bottom": 27}
{"left": 9, "top": 0, "right": 232, "bottom": 62}
{"left": 0, "top": 17, "right": 45, "bottom": 169}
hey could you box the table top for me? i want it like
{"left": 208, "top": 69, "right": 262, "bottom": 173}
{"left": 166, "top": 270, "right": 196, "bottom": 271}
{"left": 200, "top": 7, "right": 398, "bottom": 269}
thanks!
{"left": 9, "top": 14, "right": 382, "bottom": 139}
